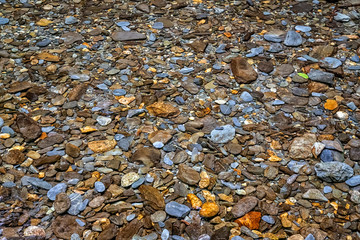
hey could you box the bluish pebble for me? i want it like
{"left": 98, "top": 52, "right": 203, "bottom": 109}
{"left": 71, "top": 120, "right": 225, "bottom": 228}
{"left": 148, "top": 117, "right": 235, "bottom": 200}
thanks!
{"left": 3, "top": 182, "right": 16, "bottom": 188}
{"left": 1, "top": 126, "right": 15, "bottom": 135}
{"left": 146, "top": 174, "right": 154, "bottom": 183}
{"left": 161, "top": 229, "right": 169, "bottom": 240}
{"left": 165, "top": 201, "right": 190, "bottom": 218}
{"left": 149, "top": 33, "right": 156, "bottom": 42}
{"left": 305, "top": 234, "right": 315, "bottom": 240}
{"left": 321, "top": 57, "right": 342, "bottom": 69}
{"left": 75, "top": 219, "right": 86, "bottom": 227}
{"left": 97, "top": 83, "right": 108, "bottom": 90}
{"left": 159, "top": 221, "right": 165, "bottom": 228}
{"left": 164, "top": 156, "right": 173, "bottom": 165}
{"left": 281, "top": 20, "right": 287, "bottom": 25}
{"left": 71, "top": 233, "right": 81, "bottom": 240}
{"left": 115, "top": 134, "right": 125, "bottom": 141}
{"left": 42, "top": 126, "right": 55, "bottom": 133}
{"left": 215, "top": 44, "right": 226, "bottom": 54}
{"left": 261, "top": 215, "right": 275, "bottom": 224}
{"left": 68, "top": 179, "right": 80, "bottom": 185}
{"left": 295, "top": 25, "right": 311, "bottom": 32}
{"left": 345, "top": 175, "right": 360, "bottom": 187}
{"left": 178, "top": 125, "right": 186, "bottom": 132}
{"left": 220, "top": 104, "right": 232, "bottom": 115}
{"left": 246, "top": 46, "right": 264, "bottom": 57}
{"left": 320, "top": 149, "right": 334, "bottom": 162}
{"left": 242, "top": 107, "right": 253, "bottom": 113}
{"left": 175, "top": 96, "right": 185, "bottom": 105}
{"left": 0, "top": 117, "right": 4, "bottom": 128}
{"left": 268, "top": 43, "right": 283, "bottom": 53}
{"left": 230, "top": 162, "right": 239, "bottom": 168}
{"left": 348, "top": 65, "right": 360, "bottom": 70}
{"left": 120, "top": 75, "right": 128, "bottom": 81}
{"left": 347, "top": 102, "right": 357, "bottom": 110}
{"left": 232, "top": 117, "right": 242, "bottom": 127}
{"left": 126, "top": 214, "right": 136, "bottom": 221}
{"left": 213, "top": 64, "right": 222, "bottom": 70}
{"left": 302, "top": 55, "right": 319, "bottom": 62}
{"left": 47, "top": 183, "right": 67, "bottom": 201}
{"left": 240, "top": 91, "right": 253, "bottom": 102}
{"left": 323, "top": 186, "right": 332, "bottom": 194}
{"left": 0, "top": 17, "right": 9, "bottom": 25}
{"left": 153, "top": 22, "right": 164, "bottom": 29}
{"left": 153, "top": 141, "right": 164, "bottom": 149}
{"left": 180, "top": 67, "right": 194, "bottom": 74}
{"left": 272, "top": 100, "right": 285, "bottom": 105}
{"left": 131, "top": 177, "right": 145, "bottom": 189}
{"left": 157, "top": 73, "right": 169, "bottom": 78}
{"left": 116, "top": 21, "right": 130, "bottom": 27}
{"left": 65, "top": 16, "right": 78, "bottom": 25}
{"left": 350, "top": 55, "right": 360, "bottom": 63}
{"left": 113, "top": 89, "right": 127, "bottom": 96}
{"left": 62, "top": 125, "right": 70, "bottom": 131}
{"left": 94, "top": 181, "right": 106, "bottom": 192}
{"left": 36, "top": 39, "right": 51, "bottom": 47}
{"left": 317, "top": 124, "right": 327, "bottom": 130}
{"left": 231, "top": 237, "right": 245, "bottom": 240}
{"left": 47, "top": 150, "right": 65, "bottom": 156}
{"left": 314, "top": 109, "right": 324, "bottom": 116}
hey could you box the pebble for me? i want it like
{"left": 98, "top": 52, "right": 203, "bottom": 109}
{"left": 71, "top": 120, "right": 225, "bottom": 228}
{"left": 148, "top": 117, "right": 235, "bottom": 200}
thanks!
{"left": 345, "top": 175, "right": 360, "bottom": 187}
{"left": 94, "top": 181, "right": 106, "bottom": 192}
{"left": 121, "top": 172, "right": 140, "bottom": 187}
{"left": 165, "top": 201, "right": 190, "bottom": 218}
{"left": 0, "top": 17, "right": 9, "bottom": 25}
{"left": 47, "top": 183, "right": 67, "bottom": 201}
{"left": 65, "top": 16, "right": 78, "bottom": 25}
{"left": 284, "top": 30, "right": 303, "bottom": 47}
{"left": 210, "top": 125, "right": 236, "bottom": 144}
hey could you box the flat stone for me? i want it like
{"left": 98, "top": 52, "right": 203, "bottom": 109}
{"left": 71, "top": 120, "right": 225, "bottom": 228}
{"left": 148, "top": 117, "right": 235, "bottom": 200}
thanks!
{"left": 52, "top": 215, "right": 85, "bottom": 239}
{"left": 315, "top": 162, "right": 353, "bottom": 182}
{"left": 47, "top": 183, "right": 67, "bottom": 201}
{"left": 345, "top": 175, "right": 360, "bottom": 187}
{"left": 288, "top": 133, "right": 316, "bottom": 160}
{"left": 121, "top": 172, "right": 140, "bottom": 187}
{"left": 54, "top": 192, "right": 71, "bottom": 214}
{"left": 112, "top": 31, "right": 146, "bottom": 41}
{"left": 210, "top": 125, "right": 236, "bottom": 144}
{"left": 284, "top": 31, "right": 302, "bottom": 47}
{"left": 3, "top": 150, "right": 25, "bottom": 165}
{"left": 232, "top": 196, "right": 258, "bottom": 218}
{"left": 165, "top": 201, "right": 190, "bottom": 218}
{"left": 230, "top": 57, "right": 258, "bottom": 84}
{"left": 139, "top": 185, "right": 165, "bottom": 210}
{"left": 177, "top": 164, "right": 200, "bottom": 185}
{"left": 308, "top": 69, "right": 334, "bottom": 85}
{"left": 303, "top": 189, "right": 328, "bottom": 202}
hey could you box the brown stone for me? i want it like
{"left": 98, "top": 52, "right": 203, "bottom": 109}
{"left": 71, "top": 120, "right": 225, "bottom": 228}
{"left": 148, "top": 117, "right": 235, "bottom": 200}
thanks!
{"left": 7, "top": 81, "right": 33, "bottom": 93}
{"left": 232, "top": 196, "right": 258, "bottom": 218}
{"left": 33, "top": 155, "right": 61, "bottom": 167}
{"left": 98, "top": 224, "right": 118, "bottom": 240}
{"left": 308, "top": 82, "right": 329, "bottom": 93}
{"left": 177, "top": 164, "right": 200, "bottom": 185}
{"left": 51, "top": 215, "right": 84, "bottom": 239}
{"left": 66, "top": 143, "right": 80, "bottom": 158}
{"left": 147, "top": 101, "right": 181, "bottom": 118}
{"left": 116, "top": 218, "right": 142, "bottom": 240}
{"left": 230, "top": 57, "right": 258, "bottom": 84}
{"left": 37, "top": 134, "right": 64, "bottom": 148}
{"left": 288, "top": 133, "right": 317, "bottom": 160}
{"left": 54, "top": 192, "right": 71, "bottom": 214}
{"left": 88, "top": 140, "right": 117, "bottom": 153}
{"left": 3, "top": 150, "right": 25, "bottom": 165}
{"left": 15, "top": 113, "right": 42, "bottom": 141}
{"left": 68, "top": 83, "right": 89, "bottom": 101}
{"left": 139, "top": 185, "right": 165, "bottom": 210}
{"left": 131, "top": 147, "right": 161, "bottom": 167}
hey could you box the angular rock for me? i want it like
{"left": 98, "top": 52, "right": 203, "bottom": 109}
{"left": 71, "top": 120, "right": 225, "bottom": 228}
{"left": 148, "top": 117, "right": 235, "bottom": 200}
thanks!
{"left": 315, "top": 162, "right": 353, "bottom": 182}
{"left": 288, "top": 133, "right": 316, "bottom": 160}
{"left": 232, "top": 196, "right": 258, "bottom": 218}
{"left": 139, "top": 185, "right": 165, "bottom": 210}
{"left": 165, "top": 201, "right": 191, "bottom": 218}
{"left": 51, "top": 215, "right": 85, "bottom": 239}
{"left": 303, "top": 189, "right": 328, "bottom": 202}
{"left": 15, "top": 113, "right": 42, "bottom": 141}
{"left": 3, "top": 150, "right": 25, "bottom": 165}
{"left": 177, "top": 164, "right": 200, "bottom": 185}
{"left": 131, "top": 147, "right": 161, "bottom": 167}
{"left": 230, "top": 57, "right": 258, "bottom": 83}
{"left": 210, "top": 125, "right": 235, "bottom": 144}
{"left": 308, "top": 69, "right": 335, "bottom": 86}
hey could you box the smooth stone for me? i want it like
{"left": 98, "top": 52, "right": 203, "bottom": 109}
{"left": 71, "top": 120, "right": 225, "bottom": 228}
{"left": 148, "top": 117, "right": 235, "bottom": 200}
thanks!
{"left": 261, "top": 215, "right": 275, "bottom": 224}
{"left": 303, "top": 189, "right": 328, "bottom": 202}
{"left": 240, "top": 91, "right": 253, "bottom": 102}
{"left": 323, "top": 186, "right": 332, "bottom": 194}
{"left": 21, "top": 176, "right": 52, "bottom": 190}
{"left": 220, "top": 105, "right": 232, "bottom": 115}
{"left": 334, "top": 13, "right": 350, "bottom": 22}
{"left": 47, "top": 183, "right": 67, "bottom": 201}
{"left": 308, "top": 69, "right": 334, "bottom": 85}
{"left": 65, "top": 16, "right": 78, "bottom": 24}
{"left": 264, "top": 30, "right": 285, "bottom": 43}
{"left": 94, "top": 181, "right": 106, "bottom": 192}
{"left": 295, "top": 25, "right": 312, "bottom": 32}
{"left": 320, "top": 57, "right": 342, "bottom": 69}
{"left": 121, "top": 172, "right": 140, "bottom": 187}
{"left": 345, "top": 175, "right": 360, "bottom": 187}
{"left": 36, "top": 39, "right": 51, "bottom": 47}
{"left": 210, "top": 125, "right": 235, "bottom": 144}
{"left": 0, "top": 17, "right": 9, "bottom": 25}
{"left": 284, "top": 30, "right": 302, "bottom": 47}
{"left": 96, "top": 116, "right": 112, "bottom": 126}
{"left": 165, "top": 201, "right": 190, "bottom": 218}
{"left": 0, "top": 117, "right": 3, "bottom": 128}
{"left": 268, "top": 43, "right": 283, "bottom": 53}
{"left": 112, "top": 31, "right": 146, "bottom": 41}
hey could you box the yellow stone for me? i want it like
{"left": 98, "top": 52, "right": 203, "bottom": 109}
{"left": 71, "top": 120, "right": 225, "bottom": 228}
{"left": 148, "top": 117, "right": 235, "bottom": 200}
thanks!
{"left": 187, "top": 193, "right": 203, "bottom": 209}
{"left": 199, "top": 171, "right": 210, "bottom": 189}
{"left": 36, "top": 19, "right": 53, "bottom": 26}
{"left": 218, "top": 194, "right": 233, "bottom": 203}
{"left": 88, "top": 140, "right": 117, "bottom": 153}
{"left": 80, "top": 126, "right": 97, "bottom": 133}
{"left": 0, "top": 133, "right": 10, "bottom": 139}
{"left": 324, "top": 99, "right": 338, "bottom": 110}
{"left": 280, "top": 213, "right": 292, "bottom": 228}
{"left": 199, "top": 202, "right": 219, "bottom": 218}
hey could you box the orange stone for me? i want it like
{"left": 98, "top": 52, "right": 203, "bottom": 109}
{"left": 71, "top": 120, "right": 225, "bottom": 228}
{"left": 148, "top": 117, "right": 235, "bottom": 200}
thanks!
{"left": 147, "top": 102, "right": 180, "bottom": 118}
{"left": 187, "top": 193, "right": 203, "bottom": 209}
{"left": 324, "top": 99, "right": 338, "bottom": 111}
{"left": 199, "top": 202, "right": 219, "bottom": 218}
{"left": 37, "top": 52, "right": 60, "bottom": 62}
{"left": 88, "top": 140, "right": 117, "bottom": 153}
{"left": 234, "top": 211, "right": 261, "bottom": 230}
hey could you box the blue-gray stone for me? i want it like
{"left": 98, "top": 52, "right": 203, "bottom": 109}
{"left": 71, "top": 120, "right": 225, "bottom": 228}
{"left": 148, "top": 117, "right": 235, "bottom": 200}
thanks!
{"left": 36, "top": 39, "right": 51, "bottom": 47}
{"left": 65, "top": 16, "right": 78, "bottom": 25}
{"left": 284, "top": 30, "right": 302, "bottom": 47}
{"left": 264, "top": 33, "right": 283, "bottom": 43}
{"left": 232, "top": 117, "right": 241, "bottom": 127}
{"left": 131, "top": 177, "right": 145, "bottom": 189}
{"left": 220, "top": 105, "right": 232, "bottom": 115}
{"left": 71, "top": 233, "right": 81, "bottom": 240}
{"left": 161, "top": 229, "right": 170, "bottom": 240}
{"left": 97, "top": 83, "right": 108, "bottom": 90}
{"left": 317, "top": 124, "right": 326, "bottom": 130}
{"left": 246, "top": 46, "right": 264, "bottom": 57}
{"left": 348, "top": 65, "right": 360, "bottom": 70}
{"left": 272, "top": 100, "right": 285, "bottom": 105}
{"left": 165, "top": 201, "right": 190, "bottom": 218}
{"left": 2, "top": 182, "right": 16, "bottom": 188}
{"left": 41, "top": 126, "right": 55, "bottom": 133}
{"left": 163, "top": 156, "right": 173, "bottom": 165}
{"left": 305, "top": 234, "right": 315, "bottom": 240}
{"left": 268, "top": 43, "right": 283, "bottom": 53}
{"left": 46, "top": 149, "right": 65, "bottom": 156}
{"left": 216, "top": 44, "right": 226, "bottom": 54}
{"left": 153, "top": 22, "right": 164, "bottom": 29}
{"left": 117, "top": 136, "right": 132, "bottom": 151}
{"left": 231, "top": 237, "right": 245, "bottom": 240}
{"left": 287, "top": 160, "right": 308, "bottom": 173}
{"left": 127, "top": 109, "right": 146, "bottom": 118}
{"left": 153, "top": 142, "right": 164, "bottom": 148}
{"left": 315, "top": 162, "right": 353, "bottom": 182}
{"left": 210, "top": 125, "right": 235, "bottom": 144}
{"left": 68, "top": 179, "right": 80, "bottom": 185}
{"left": 21, "top": 176, "right": 52, "bottom": 190}
{"left": 94, "top": 181, "right": 106, "bottom": 192}
{"left": 178, "top": 125, "right": 186, "bottom": 132}
{"left": 334, "top": 13, "right": 350, "bottom": 22}
{"left": 1, "top": 126, "right": 15, "bottom": 135}
{"left": 347, "top": 102, "right": 357, "bottom": 110}
{"left": 302, "top": 55, "right": 319, "bottom": 62}
{"left": 240, "top": 91, "right": 253, "bottom": 102}
{"left": 175, "top": 96, "right": 185, "bottom": 105}
{"left": 319, "top": 149, "right": 344, "bottom": 162}
{"left": 47, "top": 183, "right": 67, "bottom": 201}
{"left": 220, "top": 180, "right": 241, "bottom": 189}
{"left": 70, "top": 74, "right": 90, "bottom": 81}
{"left": 75, "top": 219, "right": 86, "bottom": 227}
{"left": 350, "top": 55, "right": 360, "bottom": 63}
{"left": 323, "top": 186, "right": 332, "bottom": 194}
{"left": 308, "top": 69, "right": 334, "bottom": 85}
{"left": 261, "top": 215, "right": 275, "bottom": 224}
{"left": 321, "top": 57, "right": 342, "bottom": 69}
{"left": 345, "top": 175, "right": 360, "bottom": 187}
{"left": 0, "top": 17, "right": 9, "bottom": 25}
{"left": 281, "top": 20, "right": 287, "bottom": 26}
{"left": 179, "top": 67, "right": 194, "bottom": 74}
{"left": 68, "top": 193, "right": 87, "bottom": 215}
{"left": 149, "top": 33, "right": 156, "bottom": 42}
{"left": 295, "top": 25, "right": 311, "bottom": 32}
{"left": 116, "top": 21, "right": 130, "bottom": 27}
{"left": 126, "top": 214, "right": 136, "bottom": 221}
{"left": 0, "top": 117, "right": 3, "bottom": 128}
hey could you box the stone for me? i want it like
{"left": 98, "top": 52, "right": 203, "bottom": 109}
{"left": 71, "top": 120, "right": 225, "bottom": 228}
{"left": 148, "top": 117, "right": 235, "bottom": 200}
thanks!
{"left": 3, "top": 150, "right": 25, "bottom": 165}
{"left": 235, "top": 211, "right": 261, "bottom": 230}
{"left": 165, "top": 201, "right": 190, "bottom": 218}
{"left": 98, "top": 224, "right": 118, "bottom": 240}
{"left": 24, "top": 226, "right": 46, "bottom": 238}
{"left": 47, "top": 183, "right": 67, "bottom": 201}
{"left": 232, "top": 196, "right": 258, "bottom": 218}
{"left": 22, "top": 176, "right": 52, "bottom": 190}
{"left": 334, "top": 13, "right": 350, "bottom": 22}
{"left": 65, "top": 16, "right": 78, "bottom": 24}
{"left": 288, "top": 134, "right": 317, "bottom": 160}
{"left": 61, "top": 32, "right": 83, "bottom": 45}
{"left": 38, "top": 134, "right": 64, "bottom": 148}
{"left": 121, "top": 172, "right": 140, "bottom": 187}
{"left": 320, "top": 57, "right": 342, "bottom": 69}
{"left": 324, "top": 99, "right": 338, "bottom": 111}
{"left": 95, "top": 181, "right": 106, "bottom": 192}
{"left": 350, "top": 148, "right": 360, "bottom": 161}
{"left": 276, "top": 64, "right": 294, "bottom": 77}
{"left": 264, "top": 30, "right": 286, "bottom": 43}
{"left": 33, "top": 155, "right": 61, "bottom": 167}
{"left": 210, "top": 125, "right": 235, "bottom": 144}
{"left": 146, "top": 102, "right": 180, "bottom": 118}
{"left": 0, "top": 17, "right": 10, "bottom": 25}
{"left": 303, "top": 189, "right": 328, "bottom": 202}
{"left": 88, "top": 140, "right": 117, "bottom": 153}
{"left": 308, "top": 69, "right": 335, "bottom": 86}
{"left": 288, "top": 235, "right": 304, "bottom": 240}
{"left": 177, "top": 164, "right": 200, "bottom": 185}
{"left": 284, "top": 31, "right": 302, "bottom": 47}
{"left": 15, "top": 113, "right": 42, "bottom": 141}
{"left": 230, "top": 57, "right": 258, "bottom": 83}
{"left": 66, "top": 143, "right": 80, "bottom": 158}
{"left": 345, "top": 175, "right": 360, "bottom": 187}
{"left": 112, "top": 31, "right": 146, "bottom": 41}
{"left": 315, "top": 162, "right": 353, "bottom": 182}
{"left": 54, "top": 193, "right": 71, "bottom": 214}
{"left": 257, "top": 61, "right": 274, "bottom": 73}
{"left": 151, "top": 211, "right": 167, "bottom": 223}
{"left": 139, "top": 185, "right": 165, "bottom": 210}
{"left": 89, "top": 196, "right": 106, "bottom": 208}
{"left": 199, "top": 202, "right": 219, "bottom": 218}
{"left": 52, "top": 215, "right": 85, "bottom": 239}
{"left": 131, "top": 147, "right": 161, "bottom": 167}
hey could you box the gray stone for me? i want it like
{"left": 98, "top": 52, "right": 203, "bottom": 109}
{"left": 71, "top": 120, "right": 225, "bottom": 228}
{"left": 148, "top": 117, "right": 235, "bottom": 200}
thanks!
{"left": 345, "top": 175, "right": 360, "bottom": 187}
{"left": 95, "top": 181, "right": 106, "bottom": 192}
{"left": 308, "top": 69, "right": 334, "bottom": 85}
{"left": 315, "top": 162, "right": 353, "bottom": 182}
{"left": 210, "top": 125, "right": 235, "bottom": 144}
{"left": 65, "top": 16, "right": 78, "bottom": 25}
{"left": 47, "top": 183, "right": 67, "bottom": 201}
{"left": 21, "top": 176, "right": 52, "bottom": 190}
{"left": 303, "top": 189, "right": 328, "bottom": 202}
{"left": 232, "top": 196, "right": 258, "bottom": 218}
{"left": 112, "top": 31, "right": 146, "bottom": 41}
{"left": 334, "top": 13, "right": 350, "bottom": 22}
{"left": 96, "top": 116, "right": 112, "bottom": 126}
{"left": 165, "top": 201, "right": 190, "bottom": 218}
{"left": 0, "top": 18, "right": 9, "bottom": 25}
{"left": 284, "top": 30, "right": 302, "bottom": 47}
{"left": 320, "top": 57, "right": 342, "bottom": 69}
{"left": 240, "top": 91, "right": 253, "bottom": 102}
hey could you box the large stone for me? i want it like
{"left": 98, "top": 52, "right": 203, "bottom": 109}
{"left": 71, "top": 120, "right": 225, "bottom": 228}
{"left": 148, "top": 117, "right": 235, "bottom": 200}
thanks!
{"left": 288, "top": 133, "right": 316, "bottom": 160}
{"left": 146, "top": 101, "right": 180, "bottom": 118}
{"left": 177, "top": 164, "right": 200, "bottom": 185}
{"left": 112, "top": 31, "right": 146, "bottom": 41}
{"left": 3, "top": 150, "right": 25, "bottom": 165}
{"left": 314, "top": 162, "right": 353, "bottom": 182}
{"left": 165, "top": 201, "right": 190, "bottom": 218}
{"left": 139, "top": 185, "right": 165, "bottom": 210}
{"left": 131, "top": 147, "right": 161, "bottom": 167}
{"left": 303, "top": 189, "right": 328, "bottom": 202}
{"left": 51, "top": 215, "right": 85, "bottom": 239}
{"left": 210, "top": 125, "right": 236, "bottom": 144}
{"left": 54, "top": 192, "right": 71, "bottom": 214}
{"left": 284, "top": 30, "right": 303, "bottom": 47}
{"left": 308, "top": 69, "right": 335, "bottom": 86}
{"left": 38, "top": 134, "right": 64, "bottom": 148}
{"left": 15, "top": 113, "right": 42, "bottom": 141}
{"left": 232, "top": 196, "right": 258, "bottom": 218}
{"left": 230, "top": 57, "right": 258, "bottom": 84}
